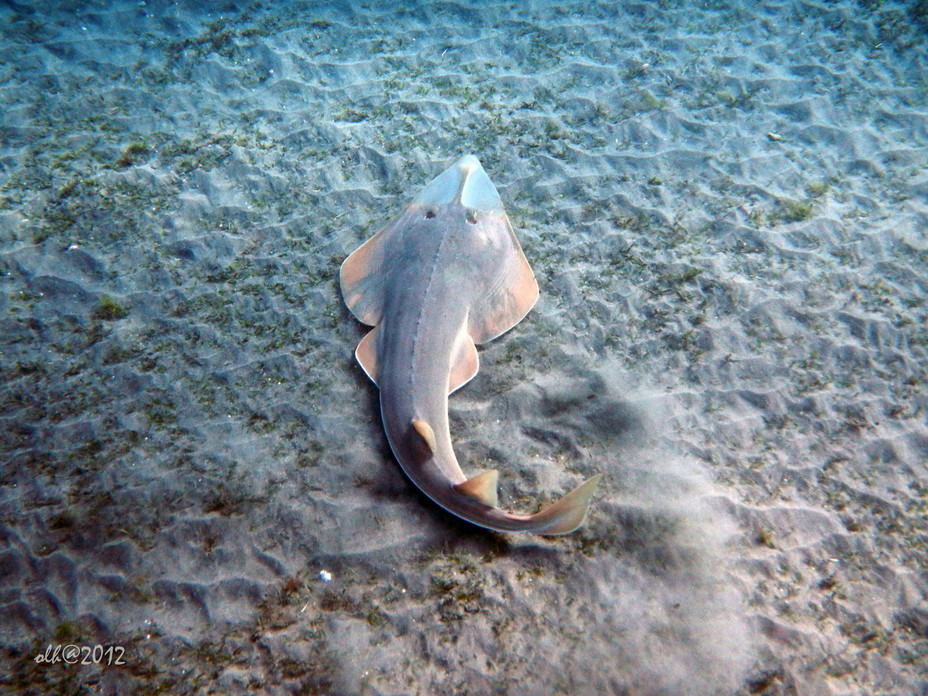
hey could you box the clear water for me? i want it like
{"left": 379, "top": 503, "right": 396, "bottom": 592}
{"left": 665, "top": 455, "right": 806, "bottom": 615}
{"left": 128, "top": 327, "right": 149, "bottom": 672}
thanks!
{"left": 1, "top": 2, "right": 926, "bottom": 694}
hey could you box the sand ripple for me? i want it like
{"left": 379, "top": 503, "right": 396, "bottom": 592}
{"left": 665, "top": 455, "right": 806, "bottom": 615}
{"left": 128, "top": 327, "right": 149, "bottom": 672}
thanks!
{"left": 1, "top": 0, "right": 927, "bottom": 694}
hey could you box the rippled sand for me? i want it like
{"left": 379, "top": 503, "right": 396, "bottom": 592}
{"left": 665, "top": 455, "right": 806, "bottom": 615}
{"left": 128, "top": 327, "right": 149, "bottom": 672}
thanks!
{"left": 1, "top": 1, "right": 926, "bottom": 694}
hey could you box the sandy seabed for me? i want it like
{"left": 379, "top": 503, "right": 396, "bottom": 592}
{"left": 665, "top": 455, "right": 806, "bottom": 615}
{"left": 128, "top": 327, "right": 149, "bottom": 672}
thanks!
{"left": 1, "top": 1, "right": 926, "bottom": 694}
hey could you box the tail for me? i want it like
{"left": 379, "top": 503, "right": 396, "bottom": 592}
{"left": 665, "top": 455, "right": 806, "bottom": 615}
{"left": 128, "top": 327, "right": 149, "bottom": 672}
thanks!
{"left": 521, "top": 473, "right": 604, "bottom": 535}
{"left": 446, "top": 471, "right": 604, "bottom": 535}
{"left": 394, "top": 419, "right": 603, "bottom": 535}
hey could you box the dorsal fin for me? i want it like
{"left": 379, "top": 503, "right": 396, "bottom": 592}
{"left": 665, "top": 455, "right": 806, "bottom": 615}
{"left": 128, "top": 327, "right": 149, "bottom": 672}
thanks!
{"left": 411, "top": 419, "right": 437, "bottom": 454}
{"left": 453, "top": 470, "right": 499, "bottom": 507}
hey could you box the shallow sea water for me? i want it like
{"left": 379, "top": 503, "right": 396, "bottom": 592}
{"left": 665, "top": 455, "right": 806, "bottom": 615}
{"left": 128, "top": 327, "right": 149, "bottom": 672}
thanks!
{"left": 1, "top": 1, "right": 927, "bottom": 694}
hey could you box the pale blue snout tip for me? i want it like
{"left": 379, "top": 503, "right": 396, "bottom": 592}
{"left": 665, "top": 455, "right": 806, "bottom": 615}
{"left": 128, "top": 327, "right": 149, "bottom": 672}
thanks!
{"left": 413, "top": 154, "right": 504, "bottom": 214}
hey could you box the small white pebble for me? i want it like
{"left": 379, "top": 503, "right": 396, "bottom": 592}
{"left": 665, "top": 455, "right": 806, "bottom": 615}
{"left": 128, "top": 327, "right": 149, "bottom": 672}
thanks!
{"left": 319, "top": 570, "right": 332, "bottom": 583}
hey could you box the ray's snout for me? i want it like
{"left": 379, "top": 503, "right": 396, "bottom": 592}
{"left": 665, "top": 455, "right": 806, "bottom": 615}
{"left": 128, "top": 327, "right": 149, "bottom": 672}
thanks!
{"left": 413, "top": 154, "right": 506, "bottom": 215}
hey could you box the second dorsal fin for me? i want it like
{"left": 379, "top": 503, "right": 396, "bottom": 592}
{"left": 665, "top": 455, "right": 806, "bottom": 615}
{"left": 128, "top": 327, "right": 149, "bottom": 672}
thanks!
{"left": 453, "top": 470, "right": 499, "bottom": 507}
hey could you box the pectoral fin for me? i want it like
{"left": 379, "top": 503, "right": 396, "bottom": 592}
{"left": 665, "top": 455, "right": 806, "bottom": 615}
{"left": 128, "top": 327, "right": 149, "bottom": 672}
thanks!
{"left": 453, "top": 469, "right": 499, "bottom": 507}
{"left": 340, "top": 229, "right": 389, "bottom": 327}
{"left": 466, "top": 219, "right": 539, "bottom": 345}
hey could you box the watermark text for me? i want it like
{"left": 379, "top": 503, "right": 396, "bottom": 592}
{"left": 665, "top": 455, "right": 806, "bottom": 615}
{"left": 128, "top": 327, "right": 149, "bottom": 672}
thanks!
{"left": 34, "top": 644, "right": 127, "bottom": 666}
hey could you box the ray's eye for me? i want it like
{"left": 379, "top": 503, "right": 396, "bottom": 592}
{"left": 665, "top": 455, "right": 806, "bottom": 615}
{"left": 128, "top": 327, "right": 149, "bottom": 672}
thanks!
{"left": 424, "top": 209, "right": 436, "bottom": 219}
{"left": 465, "top": 210, "right": 478, "bottom": 224}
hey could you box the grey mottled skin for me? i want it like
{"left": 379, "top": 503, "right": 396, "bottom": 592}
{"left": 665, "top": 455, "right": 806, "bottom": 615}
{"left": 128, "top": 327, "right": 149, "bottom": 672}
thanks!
{"left": 341, "top": 156, "right": 601, "bottom": 534}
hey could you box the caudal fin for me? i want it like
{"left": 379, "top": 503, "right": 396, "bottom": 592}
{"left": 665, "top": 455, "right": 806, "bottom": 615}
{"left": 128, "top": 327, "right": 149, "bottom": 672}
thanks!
{"left": 442, "top": 471, "right": 603, "bottom": 535}
{"left": 529, "top": 474, "right": 604, "bottom": 535}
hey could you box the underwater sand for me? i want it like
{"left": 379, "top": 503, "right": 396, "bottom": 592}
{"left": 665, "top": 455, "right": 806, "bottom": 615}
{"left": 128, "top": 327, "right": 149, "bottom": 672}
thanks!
{"left": 1, "top": 1, "right": 926, "bottom": 694}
